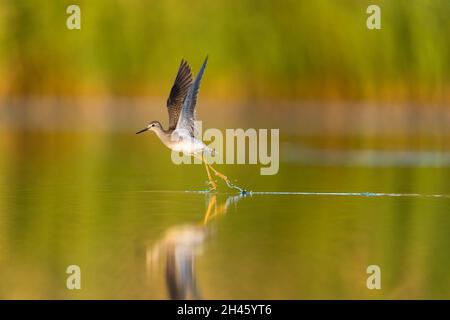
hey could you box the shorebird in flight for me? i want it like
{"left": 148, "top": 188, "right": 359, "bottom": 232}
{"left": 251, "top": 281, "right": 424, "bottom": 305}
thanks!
{"left": 136, "top": 57, "right": 245, "bottom": 193}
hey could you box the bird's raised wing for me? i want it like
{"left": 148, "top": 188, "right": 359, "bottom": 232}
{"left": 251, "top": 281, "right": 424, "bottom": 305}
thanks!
{"left": 176, "top": 56, "right": 208, "bottom": 136}
{"left": 167, "top": 60, "right": 193, "bottom": 130}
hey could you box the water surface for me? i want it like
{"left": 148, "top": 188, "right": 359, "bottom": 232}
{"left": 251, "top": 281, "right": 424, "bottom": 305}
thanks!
{"left": 0, "top": 131, "right": 448, "bottom": 299}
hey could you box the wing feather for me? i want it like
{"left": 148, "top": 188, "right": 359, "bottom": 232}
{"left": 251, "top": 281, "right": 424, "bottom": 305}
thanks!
{"left": 167, "top": 60, "right": 193, "bottom": 130}
{"left": 176, "top": 56, "right": 208, "bottom": 136}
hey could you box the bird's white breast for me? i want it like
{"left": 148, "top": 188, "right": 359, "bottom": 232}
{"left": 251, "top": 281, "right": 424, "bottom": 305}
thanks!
{"left": 170, "top": 132, "right": 207, "bottom": 155}
{"left": 173, "top": 139, "right": 206, "bottom": 154}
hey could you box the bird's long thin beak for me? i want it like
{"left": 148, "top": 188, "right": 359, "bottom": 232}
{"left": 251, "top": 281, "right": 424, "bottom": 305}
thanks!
{"left": 136, "top": 128, "right": 149, "bottom": 134}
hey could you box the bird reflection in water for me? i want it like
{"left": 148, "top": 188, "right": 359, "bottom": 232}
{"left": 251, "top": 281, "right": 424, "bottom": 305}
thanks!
{"left": 146, "top": 195, "right": 243, "bottom": 299}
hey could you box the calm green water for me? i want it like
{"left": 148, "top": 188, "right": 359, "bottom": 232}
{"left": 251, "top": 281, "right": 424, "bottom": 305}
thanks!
{"left": 0, "top": 131, "right": 448, "bottom": 299}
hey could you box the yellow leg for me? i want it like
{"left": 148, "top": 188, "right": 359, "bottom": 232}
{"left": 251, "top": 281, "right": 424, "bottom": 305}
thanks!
{"left": 194, "top": 153, "right": 246, "bottom": 193}
{"left": 207, "top": 164, "right": 229, "bottom": 182}
{"left": 207, "top": 163, "right": 246, "bottom": 193}
{"left": 194, "top": 153, "right": 217, "bottom": 191}
{"left": 204, "top": 160, "right": 217, "bottom": 191}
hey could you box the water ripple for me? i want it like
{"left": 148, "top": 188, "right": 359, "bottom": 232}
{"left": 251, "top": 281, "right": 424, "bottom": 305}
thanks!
{"left": 138, "top": 190, "right": 450, "bottom": 198}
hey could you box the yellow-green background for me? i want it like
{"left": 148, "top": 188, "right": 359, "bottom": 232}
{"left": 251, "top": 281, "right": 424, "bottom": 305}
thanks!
{"left": 0, "top": 0, "right": 449, "bottom": 299}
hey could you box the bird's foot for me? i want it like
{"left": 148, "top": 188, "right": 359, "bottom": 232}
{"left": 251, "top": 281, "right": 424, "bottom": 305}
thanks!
{"left": 206, "top": 180, "right": 218, "bottom": 192}
{"left": 224, "top": 179, "right": 247, "bottom": 194}
{"left": 213, "top": 172, "right": 246, "bottom": 194}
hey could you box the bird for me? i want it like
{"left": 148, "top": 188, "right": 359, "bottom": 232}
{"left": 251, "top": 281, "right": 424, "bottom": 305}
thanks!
{"left": 136, "top": 57, "right": 245, "bottom": 193}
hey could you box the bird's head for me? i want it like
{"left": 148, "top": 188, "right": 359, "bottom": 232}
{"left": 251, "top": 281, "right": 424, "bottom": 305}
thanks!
{"left": 136, "top": 121, "right": 163, "bottom": 134}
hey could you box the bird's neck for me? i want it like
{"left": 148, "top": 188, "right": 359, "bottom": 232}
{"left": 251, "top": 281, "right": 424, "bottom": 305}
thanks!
{"left": 154, "top": 128, "right": 173, "bottom": 148}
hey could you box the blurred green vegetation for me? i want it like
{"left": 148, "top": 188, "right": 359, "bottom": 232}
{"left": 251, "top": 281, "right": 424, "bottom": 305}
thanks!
{"left": 0, "top": 0, "right": 448, "bottom": 101}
